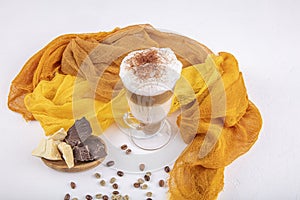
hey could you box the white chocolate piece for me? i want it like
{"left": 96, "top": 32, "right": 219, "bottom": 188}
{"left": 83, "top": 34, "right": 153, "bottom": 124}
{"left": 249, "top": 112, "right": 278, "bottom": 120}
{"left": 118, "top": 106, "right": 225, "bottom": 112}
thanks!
{"left": 32, "top": 139, "right": 62, "bottom": 160}
{"left": 32, "top": 138, "right": 47, "bottom": 157}
{"left": 49, "top": 128, "right": 67, "bottom": 141}
{"left": 58, "top": 142, "right": 74, "bottom": 168}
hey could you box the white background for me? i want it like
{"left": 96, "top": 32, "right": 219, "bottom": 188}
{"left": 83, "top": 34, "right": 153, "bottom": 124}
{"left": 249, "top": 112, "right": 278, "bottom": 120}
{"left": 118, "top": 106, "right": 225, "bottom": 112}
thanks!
{"left": 0, "top": 0, "right": 300, "bottom": 199}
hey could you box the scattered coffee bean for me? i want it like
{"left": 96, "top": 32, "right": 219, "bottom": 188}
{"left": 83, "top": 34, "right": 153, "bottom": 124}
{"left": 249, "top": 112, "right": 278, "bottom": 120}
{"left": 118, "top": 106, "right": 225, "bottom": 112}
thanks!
{"left": 138, "top": 178, "right": 144, "bottom": 184}
{"left": 112, "top": 194, "right": 121, "bottom": 200}
{"left": 125, "top": 149, "right": 132, "bottom": 155}
{"left": 86, "top": 194, "right": 93, "bottom": 200}
{"left": 117, "top": 195, "right": 122, "bottom": 200}
{"left": 144, "top": 175, "right": 150, "bottom": 181}
{"left": 139, "top": 164, "right": 145, "bottom": 171}
{"left": 110, "top": 177, "right": 116, "bottom": 184}
{"left": 72, "top": 198, "right": 78, "bottom": 200}
{"left": 94, "top": 173, "right": 101, "bottom": 179}
{"left": 123, "top": 195, "right": 129, "bottom": 200}
{"left": 64, "top": 193, "right": 70, "bottom": 200}
{"left": 141, "top": 184, "right": 148, "bottom": 189}
{"left": 121, "top": 144, "right": 128, "bottom": 150}
{"left": 159, "top": 179, "right": 165, "bottom": 187}
{"left": 133, "top": 182, "right": 140, "bottom": 188}
{"left": 145, "top": 172, "right": 152, "bottom": 176}
{"left": 70, "top": 181, "right": 76, "bottom": 189}
{"left": 100, "top": 180, "right": 106, "bottom": 186}
{"left": 117, "top": 171, "right": 124, "bottom": 177}
{"left": 111, "top": 195, "right": 116, "bottom": 200}
{"left": 146, "top": 198, "right": 152, "bottom": 200}
{"left": 102, "top": 195, "right": 109, "bottom": 200}
{"left": 164, "top": 166, "right": 171, "bottom": 173}
{"left": 112, "top": 191, "right": 119, "bottom": 195}
{"left": 95, "top": 194, "right": 102, "bottom": 199}
{"left": 106, "top": 161, "right": 115, "bottom": 167}
{"left": 146, "top": 192, "right": 152, "bottom": 197}
{"left": 112, "top": 183, "right": 118, "bottom": 189}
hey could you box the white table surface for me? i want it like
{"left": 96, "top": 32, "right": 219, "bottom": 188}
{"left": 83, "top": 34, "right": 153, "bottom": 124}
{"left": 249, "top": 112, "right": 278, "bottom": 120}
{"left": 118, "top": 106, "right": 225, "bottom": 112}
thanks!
{"left": 1, "top": 0, "right": 300, "bottom": 199}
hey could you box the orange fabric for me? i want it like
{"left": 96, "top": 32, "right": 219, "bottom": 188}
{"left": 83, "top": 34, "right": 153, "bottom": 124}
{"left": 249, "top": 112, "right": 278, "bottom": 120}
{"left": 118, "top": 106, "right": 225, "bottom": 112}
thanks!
{"left": 7, "top": 30, "right": 119, "bottom": 120}
{"left": 169, "top": 53, "right": 262, "bottom": 199}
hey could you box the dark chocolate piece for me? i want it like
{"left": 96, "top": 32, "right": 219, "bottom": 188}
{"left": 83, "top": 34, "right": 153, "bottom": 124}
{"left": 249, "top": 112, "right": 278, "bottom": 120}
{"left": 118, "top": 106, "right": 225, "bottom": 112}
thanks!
{"left": 83, "top": 136, "right": 107, "bottom": 160}
{"left": 65, "top": 117, "right": 92, "bottom": 147}
{"left": 73, "top": 143, "right": 92, "bottom": 162}
{"left": 64, "top": 117, "right": 107, "bottom": 162}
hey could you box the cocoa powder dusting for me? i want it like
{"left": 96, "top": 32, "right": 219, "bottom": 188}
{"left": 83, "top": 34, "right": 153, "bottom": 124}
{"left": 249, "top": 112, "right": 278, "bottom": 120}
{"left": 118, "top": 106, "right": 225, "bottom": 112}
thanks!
{"left": 133, "top": 49, "right": 159, "bottom": 66}
{"left": 126, "top": 49, "right": 165, "bottom": 80}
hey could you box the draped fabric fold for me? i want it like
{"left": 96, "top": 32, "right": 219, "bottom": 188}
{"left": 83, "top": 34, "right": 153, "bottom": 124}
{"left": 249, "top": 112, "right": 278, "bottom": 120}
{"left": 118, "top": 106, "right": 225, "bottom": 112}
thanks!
{"left": 168, "top": 52, "right": 262, "bottom": 200}
{"left": 7, "top": 24, "right": 262, "bottom": 200}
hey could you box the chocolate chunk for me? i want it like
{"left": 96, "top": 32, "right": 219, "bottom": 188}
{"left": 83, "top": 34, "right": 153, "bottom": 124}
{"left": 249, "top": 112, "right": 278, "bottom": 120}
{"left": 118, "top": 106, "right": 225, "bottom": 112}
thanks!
{"left": 65, "top": 117, "right": 92, "bottom": 147}
{"left": 73, "top": 143, "right": 92, "bottom": 162}
{"left": 83, "top": 136, "right": 107, "bottom": 160}
{"left": 64, "top": 117, "right": 107, "bottom": 163}
{"left": 73, "top": 136, "right": 107, "bottom": 162}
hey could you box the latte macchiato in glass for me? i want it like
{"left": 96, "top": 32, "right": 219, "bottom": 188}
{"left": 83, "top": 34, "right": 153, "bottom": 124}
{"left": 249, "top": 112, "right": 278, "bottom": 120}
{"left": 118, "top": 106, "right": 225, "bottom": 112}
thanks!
{"left": 119, "top": 47, "right": 182, "bottom": 148}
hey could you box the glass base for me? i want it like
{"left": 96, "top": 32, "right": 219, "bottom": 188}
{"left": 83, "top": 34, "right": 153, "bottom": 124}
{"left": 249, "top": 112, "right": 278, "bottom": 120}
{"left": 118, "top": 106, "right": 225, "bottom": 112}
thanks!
{"left": 119, "top": 119, "right": 176, "bottom": 151}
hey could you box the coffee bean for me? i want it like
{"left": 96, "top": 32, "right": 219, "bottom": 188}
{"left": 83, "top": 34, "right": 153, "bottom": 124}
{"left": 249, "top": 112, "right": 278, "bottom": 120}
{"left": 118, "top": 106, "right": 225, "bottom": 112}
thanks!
{"left": 95, "top": 194, "right": 102, "bottom": 199}
{"left": 159, "top": 179, "right": 165, "bottom": 187}
{"left": 110, "top": 177, "right": 116, "bottom": 184}
{"left": 106, "top": 161, "right": 115, "bottom": 167}
{"left": 146, "top": 192, "right": 152, "bottom": 197}
{"left": 141, "top": 184, "right": 148, "bottom": 189}
{"left": 139, "top": 164, "right": 145, "bottom": 171}
{"left": 70, "top": 181, "right": 76, "bottom": 189}
{"left": 72, "top": 198, "right": 78, "bottom": 200}
{"left": 164, "top": 166, "right": 170, "bottom": 173}
{"left": 102, "top": 195, "right": 109, "bottom": 200}
{"left": 117, "top": 171, "right": 124, "bottom": 177}
{"left": 112, "top": 183, "right": 118, "bottom": 189}
{"left": 121, "top": 144, "right": 128, "bottom": 150}
{"left": 64, "top": 193, "right": 70, "bottom": 200}
{"left": 145, "top": 172, "right": 152, "bottom": 176}
{"left": 94, "top": 173, "right": 101, "bottom": 179}
{"left": 138, "top": 178, "right": 144, "bottom": 184}
{"left": 123, "top": 195, "right": 129, "bottom": 200}
{"left": 144, "top": 175, "right": 150, "bottom": 181}
{"left": 111, "top": 195, "right": 121, "bottom": 200}
{"left": 125, "top": 149, "right": 132, "bottom": 155}
{"left": 112, "top": 191, "right": 119, "bottom": 195}
{"left": 146, "top": 198, "right": 152, "bottom": 200}
{"left": 133, "top": 182, "right": 140, "bottom": 188}
{"left": 100, "top": 180, "right": 106, "bottom": 186}
{"left": 86, "top": 194, "right": 93, "bottom": 200}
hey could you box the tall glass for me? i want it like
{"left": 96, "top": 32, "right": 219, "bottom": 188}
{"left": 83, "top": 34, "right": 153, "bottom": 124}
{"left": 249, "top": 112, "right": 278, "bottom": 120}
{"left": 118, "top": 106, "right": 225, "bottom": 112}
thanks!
{"left": 119, "top": 48, "right": 182, "bottom": 150}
